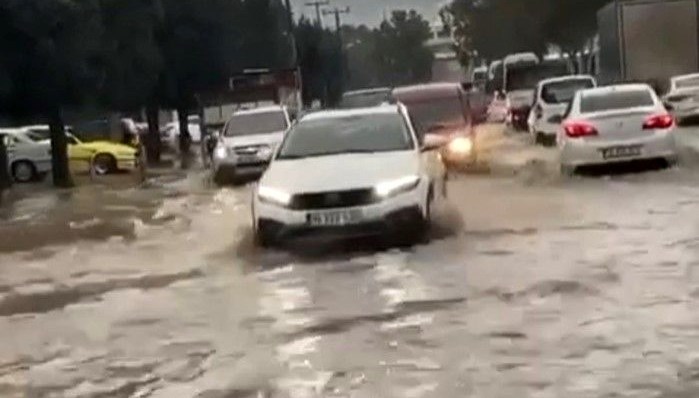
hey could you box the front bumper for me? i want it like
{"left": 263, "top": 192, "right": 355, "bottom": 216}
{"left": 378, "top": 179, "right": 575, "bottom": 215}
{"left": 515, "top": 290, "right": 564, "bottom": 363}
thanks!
{"left": 560, "top": 131, "right": 677, "bottom": 167}
{"left": 214, "top": 158, "right": 270, "bottom": 179}
{"left": 254, "top": 185, "right": 427, "bottom": 241}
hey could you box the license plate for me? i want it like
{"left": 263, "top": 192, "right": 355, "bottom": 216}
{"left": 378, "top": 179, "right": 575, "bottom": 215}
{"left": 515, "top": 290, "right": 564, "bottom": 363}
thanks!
{"left": 308, "top": 210, "right": 363, "bottom": 227}
{"left": 600, "top": 145, "right": 642, "bottom": 160}
{"left": 237, "top": 155, "right": 258, "bottom": 164}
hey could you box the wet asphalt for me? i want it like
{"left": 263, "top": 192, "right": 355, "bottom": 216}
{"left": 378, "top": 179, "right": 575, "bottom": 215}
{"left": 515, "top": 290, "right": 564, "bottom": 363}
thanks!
{"left": 3, "top": 125, "right": 699, "bottom": 397}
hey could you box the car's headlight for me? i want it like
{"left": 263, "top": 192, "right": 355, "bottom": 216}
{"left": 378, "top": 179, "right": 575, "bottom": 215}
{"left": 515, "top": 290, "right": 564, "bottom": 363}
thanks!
{"left": 257, "top": 186, "right": 292, "bottom": 206}
{"left": 374, "top": 175, "right": 420, "bottom": 198}
{"left": 214, "top": 145, "right": 228, "bottom": 160}
{"left": 257, "top": 145, "right": 273, "bottom": 159}
{"left": 447, "top": 137, "right": 473, "bottom": 156}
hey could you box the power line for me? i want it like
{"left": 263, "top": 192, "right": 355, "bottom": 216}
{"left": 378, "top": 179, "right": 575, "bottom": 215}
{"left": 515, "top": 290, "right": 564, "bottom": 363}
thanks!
{"left": 322, "top": 6, "right": 350, "bottom": 33}
{"left": 305, "top": 0, "right": 329, "bottom": 28}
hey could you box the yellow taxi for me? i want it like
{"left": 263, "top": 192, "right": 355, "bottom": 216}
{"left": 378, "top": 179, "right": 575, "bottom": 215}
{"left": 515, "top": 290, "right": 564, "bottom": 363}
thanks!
{"left": 66, "top": 133, "right": 138, "bottom": 175}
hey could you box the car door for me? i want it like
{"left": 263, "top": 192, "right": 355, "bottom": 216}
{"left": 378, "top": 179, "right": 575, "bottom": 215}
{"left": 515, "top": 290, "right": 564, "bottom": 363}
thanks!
{"left": 401, "top": 107, "right": 446, "bottom": 198}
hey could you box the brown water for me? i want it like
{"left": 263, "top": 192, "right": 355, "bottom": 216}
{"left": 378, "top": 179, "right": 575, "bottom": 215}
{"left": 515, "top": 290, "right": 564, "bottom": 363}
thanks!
{"left": 3, "top": 126, "right": 699, "bottom": 397}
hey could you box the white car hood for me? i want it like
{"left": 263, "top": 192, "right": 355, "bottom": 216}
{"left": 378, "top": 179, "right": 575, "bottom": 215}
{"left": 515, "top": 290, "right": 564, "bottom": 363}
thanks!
{"left": 261, "top": 151, "right": 420, "bottom": 194}
{"left": 222, "top": 131, "right": 285, "bottom": 148}
{"left": 507, "top": 90, "right": 535, "bottom": 109}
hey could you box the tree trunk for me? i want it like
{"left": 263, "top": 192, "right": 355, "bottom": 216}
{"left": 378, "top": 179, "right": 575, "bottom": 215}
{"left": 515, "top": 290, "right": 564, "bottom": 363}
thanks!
{"left": 48, "top": 108, "right": 74, "bottom": 188}
{"left": 177, "top": 107, "right": 192, "bottom": 169}
{"left": 144, "top": 104, "right": 161, "bottom": 165}
{"left": 0, "top": 133, "right": 11, "bottom": 196}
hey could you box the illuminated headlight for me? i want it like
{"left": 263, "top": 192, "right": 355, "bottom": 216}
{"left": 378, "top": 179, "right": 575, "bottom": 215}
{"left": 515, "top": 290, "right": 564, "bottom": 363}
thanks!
{"left": 214, "top": 145, "right": 228, "bottom": 160}
{"left": 257, "top": 145, "right": 273, "bottom": 160}
{"left": 374, "top": 175, "right": 420, "bottom": 198}
{"left": 447, "top": 137, "right": 473, "bottom": 156}
{"left": 257, "top": 186, "right": 292, "bottom": 207}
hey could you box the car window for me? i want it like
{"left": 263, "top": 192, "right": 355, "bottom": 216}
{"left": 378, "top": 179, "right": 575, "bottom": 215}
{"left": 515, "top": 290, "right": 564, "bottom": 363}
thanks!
{"left": 541, "top": 79, "right": 595, "bottom": 104}
{"left": 339, "top": 91, "right": 392, "bottom": 109}
{"left": 580, "top": 90, "right": 655, "bottom": 113}
{"left": 224, "top": 111, "right": 288, "bottom": 137}
{"left": 676, "top": 76, "right": 699, "bottom": 89}
{"left": 401, "top": 95, "right": 467, "bottom": 137}
{"left": 278, "top": 113, "right": 413, "bottom": 159}
{"left": 26, "top": 130, "right": 50, "bottom": 141}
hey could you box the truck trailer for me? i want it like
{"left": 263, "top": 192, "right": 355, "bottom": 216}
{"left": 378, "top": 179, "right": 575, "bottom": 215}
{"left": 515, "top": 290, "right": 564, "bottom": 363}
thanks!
{"left": 597, "top": 0, "right": 699, "bottom": 92}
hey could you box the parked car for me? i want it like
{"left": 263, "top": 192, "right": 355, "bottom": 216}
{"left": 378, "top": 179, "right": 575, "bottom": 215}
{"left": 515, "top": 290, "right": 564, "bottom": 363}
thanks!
{"left": 528, "top": 75, "right": 596, "bottom": 146}
{"left": 25, "top": 125, "right": 138, "bottom": 175}
{"left": 392, "top": 83, "right": 476, "bottom": 168}
{"left": 161, "top": 115, "right": 202, "bottom": 149}
{"left": 663, "top": 73, "right": 699, "bottom": 123}
{"left": 339, "top": 88, "right": 393, "bottom": 109}
{"left": 557, "top": 84, "right": 677, "bottom": 175}
{"left": 212, "top": 105, "right": 291, "bottom": 184}
{"left": 251, "top": 105, "right": 447, "bottom": 247}
{"left": 0, "top": 127, "right": 52, "bottom": 183}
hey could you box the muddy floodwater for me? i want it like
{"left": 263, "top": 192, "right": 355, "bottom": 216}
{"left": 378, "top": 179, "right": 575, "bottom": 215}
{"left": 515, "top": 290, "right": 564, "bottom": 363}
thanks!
{"left": 3, "top": 126, "right": 699, "bottom": 397}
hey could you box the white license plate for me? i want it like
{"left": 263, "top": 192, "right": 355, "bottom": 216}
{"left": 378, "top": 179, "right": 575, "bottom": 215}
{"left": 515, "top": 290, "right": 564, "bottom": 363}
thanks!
{"left": 601, "top": 145, "right": 642, "bottom": 160}
{"left": 308, "top": 210, "right": 363, "bottom": 227}
{"left": 237, "top": 155, "right": 259, "bottom": 164}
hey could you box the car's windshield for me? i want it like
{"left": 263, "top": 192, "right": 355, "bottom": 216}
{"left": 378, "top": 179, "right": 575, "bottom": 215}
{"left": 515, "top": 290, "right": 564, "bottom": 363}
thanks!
{"left": 537, "top": 61, "right": 570, "bottom": 80}
{"left": 541, "top": 79, "right": 595, "bottom": 104}
{"left": 25, "top": 130, "right": 50, "bottom": 141}
{"left": 506, "top": 65, "right": 540, "bottom": 91}
{"left": 277, "top": 113, "right": 412, "bottom": 159}
{"left": 580, "top": 89, "right": 655, "bottom": 113}
{"left": 339, "top": 90, "right": 392, "bottom": 109}
{"left": 401, "top": 96, "right": 466, "bottom": 136}
{"left": 224, "top": 111, "right": 287, "bottom": 137}
{"left": 675, "top": 76, "right": 699, "bottom": 89}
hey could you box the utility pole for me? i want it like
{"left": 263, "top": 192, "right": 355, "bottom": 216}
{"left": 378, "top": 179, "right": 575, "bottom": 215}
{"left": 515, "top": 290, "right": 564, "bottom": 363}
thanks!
{"left": 322, "top": 6, "right": 350, "bottom": 34}
{"left": 305, "top": 0, "right": 329, "bottom": 28}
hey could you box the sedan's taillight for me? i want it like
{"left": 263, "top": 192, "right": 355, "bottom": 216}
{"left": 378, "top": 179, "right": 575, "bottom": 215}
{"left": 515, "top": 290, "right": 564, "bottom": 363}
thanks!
{"left": 563, "top": 120, "right": 598, "bottom": 138}
{"left": 643, "top": 114, "right": 674, "bottom": 130}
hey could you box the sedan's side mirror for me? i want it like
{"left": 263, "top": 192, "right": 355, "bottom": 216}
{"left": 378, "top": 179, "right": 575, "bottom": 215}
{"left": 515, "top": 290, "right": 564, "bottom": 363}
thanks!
{"left": 421, "top": 133, "right": 449, "bottom": 152}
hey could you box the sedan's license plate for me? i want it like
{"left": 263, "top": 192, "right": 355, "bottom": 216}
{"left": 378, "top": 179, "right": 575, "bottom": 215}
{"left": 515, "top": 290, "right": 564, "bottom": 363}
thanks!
{"left": 601, "top": 145, "right": 642, "bottom": 160}
{"left": 308, "top": 210, "right": 362, "bottom": 227}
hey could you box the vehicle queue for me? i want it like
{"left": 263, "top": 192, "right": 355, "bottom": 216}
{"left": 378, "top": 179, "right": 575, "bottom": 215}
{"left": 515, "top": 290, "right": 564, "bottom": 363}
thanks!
{"left": 205, "top": 46, "right": 699, "bottom": 248}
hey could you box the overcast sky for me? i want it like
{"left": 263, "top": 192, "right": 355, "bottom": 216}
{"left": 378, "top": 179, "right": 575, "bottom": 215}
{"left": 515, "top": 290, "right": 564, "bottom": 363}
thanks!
{"left": 290, "top": 0, "right": 445, "bottom": 27}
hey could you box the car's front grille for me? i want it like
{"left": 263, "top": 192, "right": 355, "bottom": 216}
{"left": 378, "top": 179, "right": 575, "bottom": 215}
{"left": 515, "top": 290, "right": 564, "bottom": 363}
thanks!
{"left": 290, "top": 188, "right": 378, "bottom": 210}
{"left": 233, "top": 145, "right": 264, "bottom": 155}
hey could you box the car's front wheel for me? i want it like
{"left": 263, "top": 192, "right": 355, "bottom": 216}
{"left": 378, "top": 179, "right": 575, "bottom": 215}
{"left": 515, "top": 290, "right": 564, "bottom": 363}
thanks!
{"left": 254, "top": 220, "right": 278, "bottom": 248}
{"left": 12, "top": 160, "right": 36, "bottom": 183}
{"left": 92, "top": 153, "right": 117, "bottom": 175}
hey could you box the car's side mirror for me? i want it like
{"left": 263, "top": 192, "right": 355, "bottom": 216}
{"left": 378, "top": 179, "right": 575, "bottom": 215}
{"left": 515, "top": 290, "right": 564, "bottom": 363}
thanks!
{"left": 548, "top": 114, "right": 564, "bottom": 124}
{"left": 664, "top": 102, "right": 674, "bottom": 111}
{"left": 421, "top": 133, "right": 448, "bottom": 152}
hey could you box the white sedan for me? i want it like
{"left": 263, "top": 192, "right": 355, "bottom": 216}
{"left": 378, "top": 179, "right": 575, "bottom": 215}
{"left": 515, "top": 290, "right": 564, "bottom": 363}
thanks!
{"left": 252, "top": 105, "right": 447, "bottom": 247}
{"left": 663, "top": 73, "right": 699, "bottom": 123}
{"left": 1, "top": 128, "right": 52, "bottom": 183}
{"left": 558, "top": 84, "right": 678, "bottom": 174}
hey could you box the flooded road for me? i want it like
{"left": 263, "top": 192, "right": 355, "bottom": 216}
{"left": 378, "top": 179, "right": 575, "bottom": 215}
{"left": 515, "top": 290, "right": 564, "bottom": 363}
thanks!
{"left": 4, "top": 126, "right": 699, "bottom": 397}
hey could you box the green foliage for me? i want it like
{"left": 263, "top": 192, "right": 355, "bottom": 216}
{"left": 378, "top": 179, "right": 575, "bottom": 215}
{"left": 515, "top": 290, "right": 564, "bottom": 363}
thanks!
{"left": 373, "top": 10, "right": 434, "bottom": 86}
{"left": 443, "top": 0, "right": 610, "bottom": 64}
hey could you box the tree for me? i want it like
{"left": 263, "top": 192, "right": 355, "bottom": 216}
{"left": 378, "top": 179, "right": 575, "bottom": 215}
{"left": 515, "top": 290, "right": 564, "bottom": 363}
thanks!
{"left": 295, "top": 18, "right": 344, "bottom": 107}
{"left": 442, "top": 0, "right": 610, "bottom": 66}
{"left": 0, "top": 0, "right": 103, "bottom": 187}
{"left": 373, "top": 10, "right": 433, "bottom": 86}
{"left": 99, "top": 0, "right": 165, "bottom": 164}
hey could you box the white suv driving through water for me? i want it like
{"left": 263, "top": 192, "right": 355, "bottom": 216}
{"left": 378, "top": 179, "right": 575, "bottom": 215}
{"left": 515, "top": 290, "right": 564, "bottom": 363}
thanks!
{"left": 212, "top": 105, "right": 291, "bottom": 184}
{"left": 251, "top": 105, "right": 447, "bottom": 247}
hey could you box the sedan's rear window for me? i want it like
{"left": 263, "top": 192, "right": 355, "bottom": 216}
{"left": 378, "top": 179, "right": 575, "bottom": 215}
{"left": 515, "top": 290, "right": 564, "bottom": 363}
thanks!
{"left": 541, "top": 79, "right": 595, "bottom": 104}
{"left": 580, "top": 90, "right": 654, "bottom": 113}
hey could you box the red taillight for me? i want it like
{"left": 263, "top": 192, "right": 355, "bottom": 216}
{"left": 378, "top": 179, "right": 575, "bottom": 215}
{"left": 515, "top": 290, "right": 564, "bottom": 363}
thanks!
{"left": 563, "top": 120, "right": 598, "bottom": 138}
{"left": 643, "top": 114, "right": 674, "bottom": 130}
